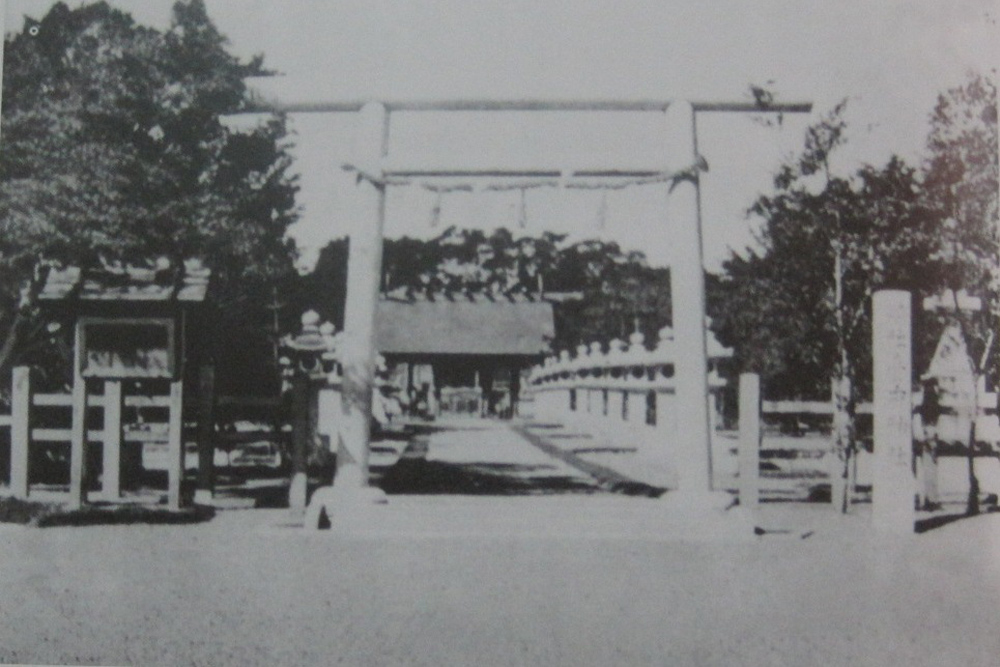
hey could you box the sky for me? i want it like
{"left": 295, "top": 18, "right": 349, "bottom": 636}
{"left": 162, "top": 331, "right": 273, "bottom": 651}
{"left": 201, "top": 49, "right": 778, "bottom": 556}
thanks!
{"left": 3, "top": 0, "right": 998, "bottom": 271}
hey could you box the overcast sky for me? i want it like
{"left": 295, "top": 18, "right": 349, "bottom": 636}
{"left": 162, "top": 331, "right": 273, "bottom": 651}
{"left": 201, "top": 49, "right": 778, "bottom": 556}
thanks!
{"left": 3, "top": 1, "right": 998, "bottom": 270}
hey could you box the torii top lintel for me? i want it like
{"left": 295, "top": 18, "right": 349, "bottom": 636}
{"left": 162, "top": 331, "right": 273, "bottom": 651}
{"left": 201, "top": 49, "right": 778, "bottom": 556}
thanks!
{"left": 244, "top": 78, "right": 812, "bottom": 115}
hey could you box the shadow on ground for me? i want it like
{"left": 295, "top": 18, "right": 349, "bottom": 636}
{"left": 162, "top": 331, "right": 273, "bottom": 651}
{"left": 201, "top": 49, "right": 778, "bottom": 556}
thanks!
{"left": 377, "top": 458, "right": 604, "bottom": 495}
{"left": 0, "top": 496, "right": 215, "bottom": 527}
{"left": 915, "top": 507, "right": 1000, "bottom": 534}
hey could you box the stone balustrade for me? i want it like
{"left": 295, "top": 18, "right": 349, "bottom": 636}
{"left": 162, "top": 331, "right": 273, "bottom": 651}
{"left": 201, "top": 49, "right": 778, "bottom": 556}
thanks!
{"left": 532, "top": 328, "right": 728, "bottom": 387}
{"left": 525, "top": 328, "right": 733, "bottom": 486}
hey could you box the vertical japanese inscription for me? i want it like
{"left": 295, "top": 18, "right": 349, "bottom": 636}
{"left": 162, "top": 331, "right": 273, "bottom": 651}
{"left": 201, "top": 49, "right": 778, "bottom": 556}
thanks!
{"left": 872, "top": 290, "right": 914, "bottom": 533}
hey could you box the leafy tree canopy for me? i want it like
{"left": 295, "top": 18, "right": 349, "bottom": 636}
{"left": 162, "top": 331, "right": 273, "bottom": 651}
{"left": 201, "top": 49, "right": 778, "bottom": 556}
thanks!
{"left": 0, "top": 1, "right": 299, "bottom": 392}
{"left": 710, "top": 154, "right": 940, "bottom": 399}
{"left": 923, "top": 73, "right": 998, "bottom": 313}
{"left": 711, "top": 74, "right": 998, "bottom": 400}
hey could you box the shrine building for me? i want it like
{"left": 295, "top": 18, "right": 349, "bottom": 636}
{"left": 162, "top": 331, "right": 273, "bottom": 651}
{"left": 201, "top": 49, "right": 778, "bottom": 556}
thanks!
{"left": 374, "top": 292, "right": 554, "bottom": 417}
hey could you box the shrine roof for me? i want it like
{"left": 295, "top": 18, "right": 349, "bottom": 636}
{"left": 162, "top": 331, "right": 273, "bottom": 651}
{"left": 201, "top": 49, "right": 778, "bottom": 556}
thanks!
{"left": 38, "top": 261, "right": 211, "bottom": 304}
{"left": 376, "top": 291, "right": 554, "bottom": 356}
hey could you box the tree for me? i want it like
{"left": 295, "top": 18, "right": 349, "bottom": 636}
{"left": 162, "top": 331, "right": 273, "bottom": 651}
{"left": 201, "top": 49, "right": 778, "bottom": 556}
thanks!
{"left": 921, "top": 72, "right": 998, "bottom": 515}
{"left": 302, "top": 228, "right": 671, "bottom": 354}
{"left": 924, "top": 74, "right": 998, "bottom": 296}
{"left": 922, "top": 73, "right": 998, "bottom": 355}
{"left": 291, "top": 237, "right": 349, "bottom": 330}
{"left": 381, "top": 227, "right": 566, "bottom": 299}
{"left": 711, "top": 102, "right": 948, "bottom": 511}
{"left": 0, "top": 1, "right": 298, "bottom": 394}
{"left": 548, "top": 239, "right": 671, "bottom": 351}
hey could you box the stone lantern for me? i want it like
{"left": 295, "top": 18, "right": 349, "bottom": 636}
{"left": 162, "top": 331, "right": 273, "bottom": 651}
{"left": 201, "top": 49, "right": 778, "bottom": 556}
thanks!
{"left": 281, "top": 311, "right": 335, "bottom": 378}
{"left": 280, "top": 311, "right": 338, "bottom": 513}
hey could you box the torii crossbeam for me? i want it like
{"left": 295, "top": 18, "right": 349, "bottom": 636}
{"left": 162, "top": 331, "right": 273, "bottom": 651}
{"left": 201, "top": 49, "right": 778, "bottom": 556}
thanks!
{"left": 243, "top": 80, "right": 811, "bottom": 522}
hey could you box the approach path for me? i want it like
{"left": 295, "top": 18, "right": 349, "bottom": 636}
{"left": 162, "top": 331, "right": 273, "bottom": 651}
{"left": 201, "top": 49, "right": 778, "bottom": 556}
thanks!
{"left": 376, "top": 418, "right": 609, "bottom": 496}
{"left": 362, "top": 418, "right": 696, "bottom": 538}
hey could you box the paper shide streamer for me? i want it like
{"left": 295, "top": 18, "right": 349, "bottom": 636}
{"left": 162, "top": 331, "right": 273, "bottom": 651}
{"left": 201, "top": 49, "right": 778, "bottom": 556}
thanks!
{"left": 343, "top": 157, "right": 708, "bottom": 229}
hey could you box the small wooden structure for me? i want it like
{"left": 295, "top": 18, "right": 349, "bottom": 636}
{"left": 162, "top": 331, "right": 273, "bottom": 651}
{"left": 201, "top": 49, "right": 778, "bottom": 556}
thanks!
{"left": 12, "top": 260, "right": 212, "bottom": 509}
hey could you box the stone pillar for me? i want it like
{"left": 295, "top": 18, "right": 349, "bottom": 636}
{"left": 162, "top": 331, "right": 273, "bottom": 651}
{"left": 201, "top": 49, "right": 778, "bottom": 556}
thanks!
{"left": 10, "top": 366, "right": 31, "bottom": 499}
{"left": 305, "top": 102, "right": 390, "bottom": 528}
{"left": 68, "top": 327, "right": 88, "bottom": 509}
{"left": 655, "top": 389, "right": 675, "bottom": 436}
{"left": 101, "top": 380, "right": 122, "bottom": 500}
{"left": 510, "top": 366, "right": 521, "bottom": 417}
{"left": 529, "top": 387, "right": 543, "bottom": 419}
{"left": 548, "top": 388, "right": 558, "bottom": 420}
{"left": 664, "top": 100, "right": 713, "bottom": 502}
{"left": 738, "top": 373, "right": 761, "bottom": 509}
{"left": 708, "top": 391, "right": 719, "bottom": 434}
{"left": 317, "top": 386, "right": 341, "bottom": 447}
{"left": 872, "top": 290, "right": 914, "bottom": 534}
{"left": 649, "top": 388, "right": 676, "bottom": 488}
{"left": 194, "top": 365, "right": 215, "bottom": 505}
{"left": 166, "top": 379, "right": 184, "bottom": 511}
{"left": 918, "top": 445, "right": 939, "bottom": 509}
{"left": 289, "top": 370, "right": 311, "bottom": 513}
{"left": 335, "top": 101, "right": 388, "bottom": 489}
{"left": 608, "top": 390, "right": 624, "bottom": 424}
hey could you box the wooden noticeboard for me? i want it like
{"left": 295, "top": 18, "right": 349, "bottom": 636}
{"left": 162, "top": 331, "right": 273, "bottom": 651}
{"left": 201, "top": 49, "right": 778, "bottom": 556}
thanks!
{"left": 77, "top": 317, "right": 177, "bottom": 379}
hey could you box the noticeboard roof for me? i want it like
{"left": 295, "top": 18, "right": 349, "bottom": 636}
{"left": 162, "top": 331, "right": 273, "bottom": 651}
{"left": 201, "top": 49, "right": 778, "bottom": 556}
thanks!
{"left": 38, "top": 261, "right": 211, "bottom": 304}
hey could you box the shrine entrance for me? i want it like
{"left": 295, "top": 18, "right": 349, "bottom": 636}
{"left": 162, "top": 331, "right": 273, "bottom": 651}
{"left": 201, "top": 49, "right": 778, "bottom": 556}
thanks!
{"left": 375, "top": 293, "right": 555, "bottom": 419}
{"left": 243, "top": 88, "right": 811, "bottom": 522}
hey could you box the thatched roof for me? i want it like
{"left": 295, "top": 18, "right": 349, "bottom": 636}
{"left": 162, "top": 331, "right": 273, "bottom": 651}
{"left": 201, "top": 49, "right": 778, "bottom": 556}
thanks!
{"left": 376, "top": 294, "right": 554, "bottom": 356}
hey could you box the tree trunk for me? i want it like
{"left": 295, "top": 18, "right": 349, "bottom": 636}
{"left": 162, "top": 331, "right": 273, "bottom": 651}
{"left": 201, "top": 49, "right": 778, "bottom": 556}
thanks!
{"left": 831, "top": 248, "right": 855, "bottom": 514}
{"left": 832, "top": 372, "right": 854, "bottom": 513}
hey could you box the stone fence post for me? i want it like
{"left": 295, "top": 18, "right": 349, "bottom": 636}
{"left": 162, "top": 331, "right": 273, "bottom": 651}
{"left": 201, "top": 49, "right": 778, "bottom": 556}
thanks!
{"left": 872, "top": 290, "right": 915, "bottom": 534}
{"left": 738, "top": 373, "right": 760, "bottom": 509}
{"left": 9, "top": 366, "right": 31, "bottom": 498}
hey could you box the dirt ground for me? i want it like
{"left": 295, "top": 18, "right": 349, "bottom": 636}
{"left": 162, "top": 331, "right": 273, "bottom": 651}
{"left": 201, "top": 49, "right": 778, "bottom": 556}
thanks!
{"left": 1, "top": 504, "right": 999, "bottom": 667}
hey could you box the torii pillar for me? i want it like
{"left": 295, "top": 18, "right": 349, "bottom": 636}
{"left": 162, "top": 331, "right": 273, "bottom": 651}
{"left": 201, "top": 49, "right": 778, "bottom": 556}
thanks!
{"left": 663, "top": 100, "right": 724, "bottom": 512}
{"left": 305, "top": 102, "right": 389, "bottom": 523}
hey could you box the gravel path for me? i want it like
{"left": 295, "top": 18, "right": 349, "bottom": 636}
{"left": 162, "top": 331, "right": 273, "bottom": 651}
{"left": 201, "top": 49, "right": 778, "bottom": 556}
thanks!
{"left": 2, "top": 508, "right": 1000, "bottom": 666}
{"left": 378, "top": 421, "right": 606, "bottom": 495}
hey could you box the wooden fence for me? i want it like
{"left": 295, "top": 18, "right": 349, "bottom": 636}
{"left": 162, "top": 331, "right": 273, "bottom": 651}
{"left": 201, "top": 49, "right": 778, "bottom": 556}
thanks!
{"left": 0, "top": 364, "right": 297, "bottom": 508}
{"left": 1, "top": 366, "right": 184, "bottom": 507}
{"left": 733, "top": 374, "right": 1000, "bottom": 508}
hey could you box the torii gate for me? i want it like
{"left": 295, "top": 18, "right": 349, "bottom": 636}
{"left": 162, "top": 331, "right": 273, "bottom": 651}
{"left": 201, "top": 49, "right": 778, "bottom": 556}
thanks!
{"left": 245, "top": 84, "right": 811, "bottom": 518}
